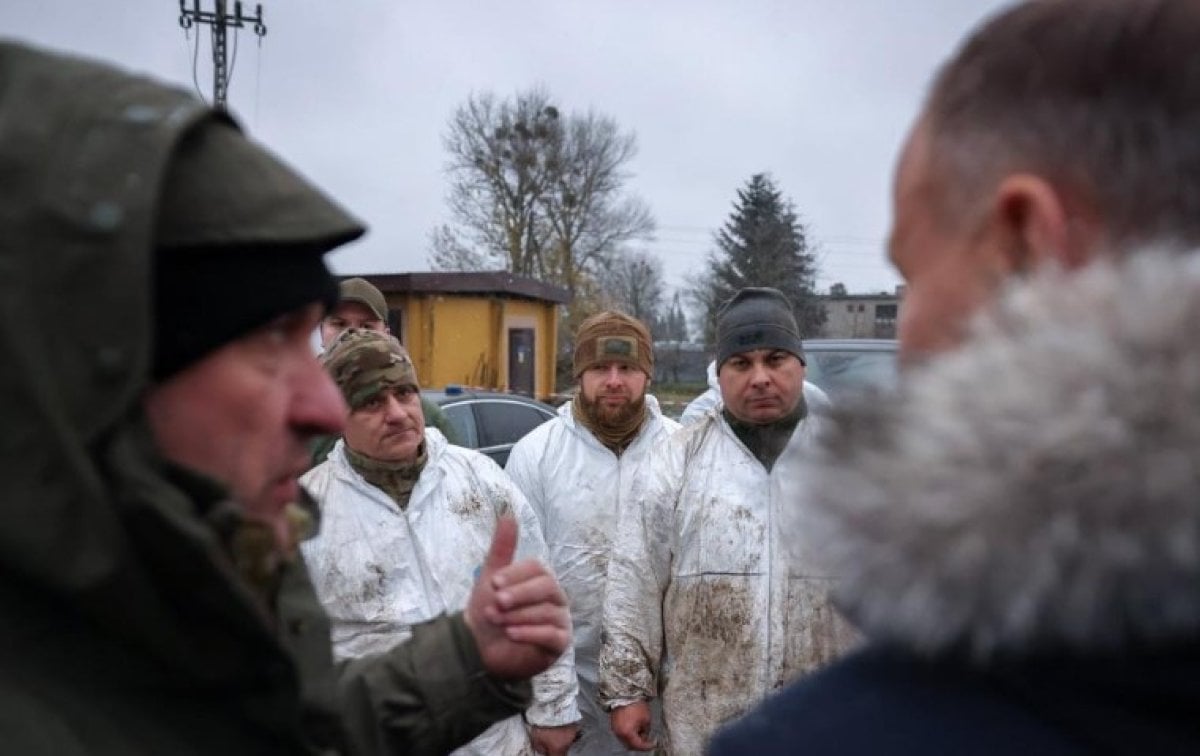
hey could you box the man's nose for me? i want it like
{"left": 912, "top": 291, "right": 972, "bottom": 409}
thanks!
{"left": 748, "top": 362, "right": 772, "bottom": 386}
{"left": 292, "top": 359, "right": 346, "bottom": 437}
{"left": 381, "top": 393, "right": 409, "bottom": 422}
{"left": 604, "top": 365, "right": 623, "bottom": 384}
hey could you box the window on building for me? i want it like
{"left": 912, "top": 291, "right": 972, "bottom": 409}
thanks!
{"left": 874, "top": 303, "right": 898, "bottom": 338}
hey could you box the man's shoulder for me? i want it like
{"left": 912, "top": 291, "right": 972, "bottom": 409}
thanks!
{"left": 300, "top": 449, "right": 340, "bottom": 496}
{"left": 508, "top": 411, "right": 572, "bottom": 459}
{"left": 644, "top": 396, "right": 683, "bottom": 435}
{"left": 671, "top": 410, "right": 723, "bottom": 455}
{"left": 436, "top": 437, "right": 501, "bottom": 473}
{"left": 710, "top": 648, "right": 1075, "bottom": 756}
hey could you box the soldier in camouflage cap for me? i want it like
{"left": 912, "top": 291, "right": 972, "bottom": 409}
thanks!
{"left": 310, "top": 280, "right": 460, "bottom": 460}
{"left": 321, "top": 328, "right": 425, "bottom": 468}
{"left": 303, "top": 334, "right": 584, "bottom": 754}
{"left": 323, "top": 328, "right": 419, "bottom": 409}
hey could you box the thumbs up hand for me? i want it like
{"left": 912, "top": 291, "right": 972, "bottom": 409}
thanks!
{"left": 464, "top": 515, "right": 572, "bottom": 679}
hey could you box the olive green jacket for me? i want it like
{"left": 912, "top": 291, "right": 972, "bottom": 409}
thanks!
{"left": 0, "top": 41, "right": 526, "bottom": 755}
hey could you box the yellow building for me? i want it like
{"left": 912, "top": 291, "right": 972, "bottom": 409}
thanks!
{"left": 352, "top": 272, "right": 570, "bottom": 400}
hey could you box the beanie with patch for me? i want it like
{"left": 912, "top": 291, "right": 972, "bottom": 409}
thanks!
{"left": 573, "top": 310, "right": 654, "bottom": 378}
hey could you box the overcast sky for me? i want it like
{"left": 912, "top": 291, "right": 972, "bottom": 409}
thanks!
{"left": 3, "top": 0, "right": 1013, "bottom": 300}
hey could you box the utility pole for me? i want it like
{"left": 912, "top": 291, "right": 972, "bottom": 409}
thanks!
{"left": 179, "top": 0, "right": 267, "bottom": 110}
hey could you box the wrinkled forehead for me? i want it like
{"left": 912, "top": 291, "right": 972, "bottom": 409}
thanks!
{"left": 721, "top": 347, "right": 798, "bottom": 367}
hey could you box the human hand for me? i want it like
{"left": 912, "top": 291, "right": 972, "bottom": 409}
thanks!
{"left": 610, "top": 701, "right": 655, "bottom": 751}
{"left": 464, "top": 515, "right": 572, "bottom": 679}
{"left": 529, "top": 722, "right": 581, "bottom": 755}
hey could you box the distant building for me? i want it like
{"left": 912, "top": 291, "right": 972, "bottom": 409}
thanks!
{"left": 819, "top": 286, "right": 905, "bottom": 339}
{"left": 351, "top": 272, "right": 570, "bottom": 400}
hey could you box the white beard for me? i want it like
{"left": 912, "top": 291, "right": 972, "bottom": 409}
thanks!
{"left": 783, "top": 248, "right": 1200, "bottom": 660}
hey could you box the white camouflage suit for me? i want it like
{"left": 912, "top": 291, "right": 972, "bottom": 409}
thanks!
{"left": 506, "top": 397, "right": 680, "bottom": 755}
{"left": 598, "top": 406, "right": 856, "bottom": 755}
{"left": 301, "top": 429, "right": 581, "bottom": 755}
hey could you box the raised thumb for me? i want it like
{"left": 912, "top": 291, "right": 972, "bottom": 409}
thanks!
{"left": 483, "top": 515, "right": 519, "bottom": 574}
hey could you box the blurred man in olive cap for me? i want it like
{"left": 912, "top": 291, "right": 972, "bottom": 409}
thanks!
{"left": 321, "top": 277, "right": 392, "bottom": 342}
{"left": 0, "top": 41, "right": 570, "bottom": 756}
{"left": 600, "top": 287, "right": 854, "bottom": 753}
{"left": 303, "top": 328, "right": 581, "bottom": 756}
{"left": 310, "top": 276, "right": 459, "bottom": 465}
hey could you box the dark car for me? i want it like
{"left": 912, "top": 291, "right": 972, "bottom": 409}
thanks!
{"left": 803, "top": 339, "right": 899, "bottom": 402}
{"left": 423, "top": 387, "right": 558, "bottom": 467}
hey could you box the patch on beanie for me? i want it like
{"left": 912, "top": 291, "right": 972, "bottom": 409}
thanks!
{"left": 598, "top": 336, "right": 636, "bottom": 359}
{"left": 737, "top": 330, "right": 767, "bottom": 347}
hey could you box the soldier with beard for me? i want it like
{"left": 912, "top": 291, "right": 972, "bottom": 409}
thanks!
{"left": 506, "top": 311, "right": 680, "bottom": 755}
{"left": 599, "top": 288, "right": 855, "bottom": 754}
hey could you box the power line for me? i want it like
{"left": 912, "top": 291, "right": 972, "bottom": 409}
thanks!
{"left": 186, "top": 25, "right": 206, "bottom": 105}
{"left": 655, "top": 224, "right": 886, "bottom": 244}
{"left": 178, "top": 0, "right": 267, "bottom": 110}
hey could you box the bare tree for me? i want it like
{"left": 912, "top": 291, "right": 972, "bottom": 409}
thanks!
{"left": 598, "top": 249, "right": 666, "bottom": 328}
{"left": 431, "top": 90, "right": 558, "bottom": 276}
{"left": 540, "top": 114, "right": 655, "bottom": 293}
{"left": 430, "top": 89, "right": 654, "bottom": 296}
{"left": 428, "top": 224, "right": 488, "bottom": 272}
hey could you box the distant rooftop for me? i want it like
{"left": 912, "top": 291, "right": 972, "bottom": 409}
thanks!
{"left": 349, "top": 271, "right": 571, "bottom": 305}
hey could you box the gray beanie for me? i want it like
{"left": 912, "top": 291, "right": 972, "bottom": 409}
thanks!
{"left": 715, "top": 287, "right": 805, "bottom": 368}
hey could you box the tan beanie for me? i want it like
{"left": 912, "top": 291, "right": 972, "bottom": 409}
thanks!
{"left": 572, "top": 311, "right": 654, "bottom": 378}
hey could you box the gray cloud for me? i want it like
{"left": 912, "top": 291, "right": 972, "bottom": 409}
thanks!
{"left": 1, "top": 0, "right": 1013, "bottom": 297}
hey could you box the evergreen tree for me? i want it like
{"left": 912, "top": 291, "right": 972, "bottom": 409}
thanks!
{"left": 663, "top": 291, "right": 689, "bottom": 341}
{"left": 654, "top": 291, "right": 692, "bottom": 385}
{"left": 689, "top": 173, "right": 824, "bottom": 345}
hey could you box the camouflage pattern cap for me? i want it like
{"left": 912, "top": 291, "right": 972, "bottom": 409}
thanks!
{"left": 321, "top": 328, "right": 418, "bottom": 409}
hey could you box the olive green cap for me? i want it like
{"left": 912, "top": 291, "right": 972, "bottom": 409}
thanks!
{"left": 339, "top": 277, "right": 388, "bottom": 321}
{"left": 155, "top": 120, "right": 364, "bottom": 250}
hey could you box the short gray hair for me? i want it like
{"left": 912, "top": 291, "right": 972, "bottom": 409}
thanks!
{"left": 924, "top": 0, "right": 1200, "bottom": 250}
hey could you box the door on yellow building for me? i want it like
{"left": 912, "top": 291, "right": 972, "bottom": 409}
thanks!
{"left": 508, "top": 328, "right": 535, "bottom": 396}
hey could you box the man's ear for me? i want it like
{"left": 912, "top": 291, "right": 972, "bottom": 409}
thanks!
{"left": 991, "top": 174, "right": 1092, "bottom": 272}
